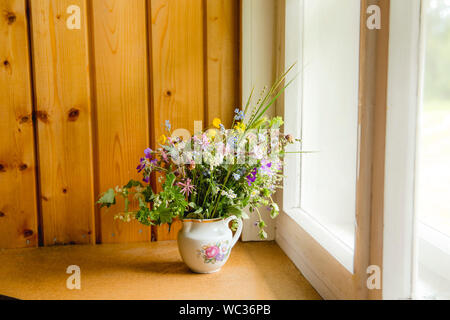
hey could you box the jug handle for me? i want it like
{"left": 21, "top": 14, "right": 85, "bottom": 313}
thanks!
{"left": 224, "top": 216, "right": 243, "bottom": 249}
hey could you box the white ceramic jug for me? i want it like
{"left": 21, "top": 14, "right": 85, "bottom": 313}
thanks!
{"left": 177, "top": 216, "right": 243, "bottom": 274}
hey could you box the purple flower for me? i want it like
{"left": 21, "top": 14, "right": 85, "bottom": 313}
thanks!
{"left": 144, "top": 148, "right": 153, "bottom": 159}
{"left": 150, "top": 158, "right": 158, "bottom": 166}
{"left": 136, "top": 157, "right": 146, "bottom": 173}
{"left": 143, "top": 175, "right": 150, "bottom": 183}
{"left": 215, "top": 253, "right": 225, "bottom": 261}
{"left": 246, "top": 168, "right": 258, "bottom": 186}
{"left": 259, "top": 160, "right": 273, "bottom": 176}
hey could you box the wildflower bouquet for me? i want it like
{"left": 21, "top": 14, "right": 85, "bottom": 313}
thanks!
{"left": 98, "top": 67, "right": 297, "bottom": 239}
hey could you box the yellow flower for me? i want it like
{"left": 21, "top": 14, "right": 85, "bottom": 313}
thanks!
{"left": 234, "top": 122, "right": 246, "bottom": 132}
{"left": 158, "top": 134, "right": 167, "bottom": 145}
{"left": 206, "top": 129, "right": 217, "bottom": 140}
{"left": 212, "top": 118, "right": 222, "bottom": 129}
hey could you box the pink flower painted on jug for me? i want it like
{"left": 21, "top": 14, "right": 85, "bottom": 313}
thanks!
{"left": 198, "top": 241, "right": 230, "bottom": 264}
{"left": 205, "top": 246, "right": 219, "bottom": 259}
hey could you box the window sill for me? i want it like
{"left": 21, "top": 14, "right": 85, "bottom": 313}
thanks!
{"left": 283, "top": 208, "right": 355, "bottom": 273}
{"left": 415, "top": 222, "right": 450, "bottom": 299}
{"left": 0, "top": 241, "right": 321, "bottom": 300}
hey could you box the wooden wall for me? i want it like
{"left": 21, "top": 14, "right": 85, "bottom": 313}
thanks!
{"left": 0, "top": 0, "right": 240, "bottom": 248}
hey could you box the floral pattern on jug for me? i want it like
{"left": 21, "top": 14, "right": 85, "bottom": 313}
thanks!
{"left": 198, "top": 240, "right": 230, "bottom": 264}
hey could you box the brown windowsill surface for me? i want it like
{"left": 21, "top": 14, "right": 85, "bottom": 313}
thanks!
{"left": 0, "top": 241, "right": 321, "bottom": 300}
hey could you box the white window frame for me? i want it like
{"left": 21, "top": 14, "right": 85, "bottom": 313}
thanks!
{"left": 283, "top": 0, "right": 359, "bottom": 273}
{"left": 382, "top": 0, "right": 421, "bottom": 300}
{"left": 384, "top": 0, "right": 450, "bottom": 300}
{"left": 281, "top": 0, "right": 450, "bottom": 299}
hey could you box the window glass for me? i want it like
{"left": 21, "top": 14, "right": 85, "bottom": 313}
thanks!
{"left": 416, "top": 0, "right": 450, "bottom": 299}
{"left": 299, "top": 0, "right": 360, "bottom": 248}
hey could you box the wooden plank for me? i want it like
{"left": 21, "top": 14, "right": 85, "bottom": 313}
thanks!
{"left": 0, "top": 242, "right": 321, "bottom": 300}
{"left": 205, "top": 0, "right": 240, "bottom": 128}
{"left": 92, "top": 0, "right": 151, "bottom": 243}
{"left": 368, "top": 0, "right": 390, "bottom": 300}
{"left": 30, "top": 0, "right": 95, "bottom": 245}
{"left": 0, "top": 0, "right": 39, "bottom": 248}
{"left": 354, "top": 0, "right": 390, "bottom": 300}
{"left": 150, "top": 0, "right": 205, "bottom": 240}
{"left": 276, "top": 213, "right": 356, "bottom": 299}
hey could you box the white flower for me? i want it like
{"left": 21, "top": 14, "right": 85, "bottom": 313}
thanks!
{"left": 251, "top": 145, "right": 264, "bottom": 160}
{"left": 250, "top": 190, "right": 259, "bottom": 198}
{"left": 221, "top": 189, "right": 237, "bottom": 200}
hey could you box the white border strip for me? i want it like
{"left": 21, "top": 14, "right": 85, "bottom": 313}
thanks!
{"left": 383, "top": 0, "right": 422, "bottom": 300}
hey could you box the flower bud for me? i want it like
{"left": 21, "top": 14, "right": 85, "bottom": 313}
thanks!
{"left": 285, "top": 134, "right": 294, "bottom": 143}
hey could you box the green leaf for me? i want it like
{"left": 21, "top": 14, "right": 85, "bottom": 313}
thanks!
{"left": 259, "top": 230, "right": 268, "bottom": 240}
{"left": 97, "top": 188, "right": 116, "bottom": 208}
{"left": 159, "top": 209, "right": 173, "bottom": 224}
{"left": 270, "top": 203, "right": 280, "bottom": 219}
{"left": 165, "top": 172, "right": 176, "bottom": 187}
{"left": 227, "top": 206, "right": 243, "bottom": 216}
{"left": 194, "top": 207, "right": 204, "bottom": 214}
{"left": 243, "top": 87, "right": 255, "bottom": 116}
{"left": 124, "top": 179, "right": 143, "bottom": 189}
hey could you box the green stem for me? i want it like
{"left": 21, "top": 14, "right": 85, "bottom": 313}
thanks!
{"left": 210, "top": 168, "right": 233, "bottom": 218}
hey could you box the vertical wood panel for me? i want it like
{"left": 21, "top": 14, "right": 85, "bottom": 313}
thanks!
{"left": 30, "top": 0, "right": 95, "bottom": 245}
{"left": 92, "top": 0, "right": 151, "bottom": 243}
{"left": 354, "top": 0, "right": 391, "bottom": 300}
{"left": 0, "top": 0, "right": 39, "bottom": 248}
{"left": 150, "top": 0, "right": 205, "bottom": 240}
{"left": 206, "top": 0, "right": 240, "bottom": 128}
{"left": 368, "top": 0, "right": 390, "bottom": 300}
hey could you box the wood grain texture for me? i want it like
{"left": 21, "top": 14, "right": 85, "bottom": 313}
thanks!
{"left": 0, "top": 0, "right": 240, "bottom": 248}
{"left": 205, "top": 0, "right": 240, "bottom": 128}
{"left": 0, "top": 0, "right": 39, "bottom": 248}
{"left": 150, "top": 0, "right": 205, "bottom": 240}
{"left": 354, "top": 0, "right": 390, "bottom": 300}
{"left": 368, "top": 0, "right": 390, "bottom": 300}
{"left": 92, "top": 0, "right": 151, "bottom": 243}
{"left": 30, "top": 0, "right": 95, "bottom": 245}
{"left": 0, "top": 242, "right": 321, "bottom": 300}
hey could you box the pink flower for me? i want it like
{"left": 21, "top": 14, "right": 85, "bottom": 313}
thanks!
{"left": 205, "top": 246, "right": 220, "bottom": 259}
{"left": 177, "top": 178, "right": 196, "bottom": 197}
{"left": 194, "top": 134, "right": 210, "bottom": 150}
{"left": 160, "top": 149, "right": 168, "bottom": 163}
